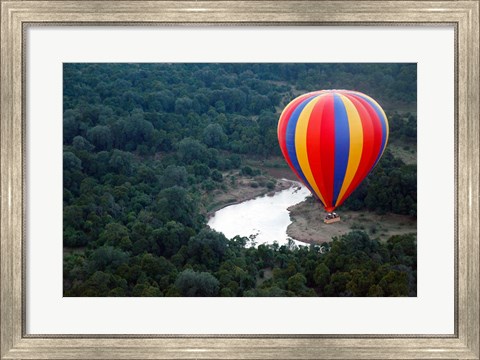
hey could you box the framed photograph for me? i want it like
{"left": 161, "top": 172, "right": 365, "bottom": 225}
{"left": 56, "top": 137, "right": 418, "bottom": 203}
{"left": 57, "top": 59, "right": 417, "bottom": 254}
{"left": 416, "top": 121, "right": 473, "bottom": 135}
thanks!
{"left": 1, "top": 1, "right": 478, "bottom": 359}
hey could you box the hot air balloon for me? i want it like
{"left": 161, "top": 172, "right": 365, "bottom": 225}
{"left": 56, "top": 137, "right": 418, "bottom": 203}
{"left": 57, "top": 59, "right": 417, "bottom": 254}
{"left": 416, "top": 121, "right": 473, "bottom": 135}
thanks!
{"left": 277, "top": 90, "right": 389, "bottom": 223}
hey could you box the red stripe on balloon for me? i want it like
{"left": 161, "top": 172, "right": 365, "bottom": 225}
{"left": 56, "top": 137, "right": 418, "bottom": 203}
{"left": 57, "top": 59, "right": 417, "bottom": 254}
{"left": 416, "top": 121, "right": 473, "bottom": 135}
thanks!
{"left": 335, "top": 93, "right": 375, "bottom": 207}
{"left": 318, "top": 94, "right": 336, "bottom": 210}
{"left": 306, "top": 95, "right": 327, "bottom": 208}
{"left": 353, "top": 95, "right": 384, "bottom": 173}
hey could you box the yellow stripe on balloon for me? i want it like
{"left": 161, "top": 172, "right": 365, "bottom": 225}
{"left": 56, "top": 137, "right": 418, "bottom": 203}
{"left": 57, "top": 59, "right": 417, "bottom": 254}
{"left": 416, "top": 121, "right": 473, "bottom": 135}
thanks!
{"left": 335, "top": 94, "right": 364, "bottom": 206}
{"left": 294, "top": 94, "right": 327, "bottom": 206}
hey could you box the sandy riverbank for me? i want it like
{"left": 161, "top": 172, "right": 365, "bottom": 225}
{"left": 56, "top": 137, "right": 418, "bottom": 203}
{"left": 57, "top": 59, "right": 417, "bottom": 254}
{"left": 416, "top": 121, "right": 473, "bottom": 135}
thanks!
{"left": 286, "top": 198, "right": 417, "bottom": 244}
{"left": 204, "top": 175, "right": 296, "bottom": 218}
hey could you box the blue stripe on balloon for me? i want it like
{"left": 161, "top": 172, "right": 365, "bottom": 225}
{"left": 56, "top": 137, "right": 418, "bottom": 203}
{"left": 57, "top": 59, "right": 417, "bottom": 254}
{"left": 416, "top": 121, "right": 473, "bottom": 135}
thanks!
{"left": 354, "top": 93, "right": 387, "bottom": 166}
{"left": 285, "top": 94, "right": 323, "bottom": 205}
{"left": 332, "top": 94, "right": 350, "bottom": 206}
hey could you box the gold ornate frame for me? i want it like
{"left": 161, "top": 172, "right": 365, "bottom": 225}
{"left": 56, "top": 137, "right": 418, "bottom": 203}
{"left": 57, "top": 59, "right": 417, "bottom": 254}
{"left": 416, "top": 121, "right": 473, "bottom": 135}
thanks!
{"left": 1, "top": 1, "right": 479, "bottom": 359}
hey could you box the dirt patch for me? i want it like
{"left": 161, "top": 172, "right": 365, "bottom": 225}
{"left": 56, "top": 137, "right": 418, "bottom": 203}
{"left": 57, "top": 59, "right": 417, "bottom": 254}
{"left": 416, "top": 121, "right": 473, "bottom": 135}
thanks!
{"left": 204, "top": 172, "right": 295, "bottom": 217}
{"left": 287, "top": 198, "right": 417, "bottom": 244}
{"left": 203, "top": 157, "right": 301, "bottom": 216}
{"left": 388, "top": 142, "right": 417, "bottom": 165}
{"left": 256, "top": 267, "right": 273, "bottom": 287}
{"left": 245, "top": 156, "right": 300, "bottom": 181}
{"left": 262, "top": 166, "right": 298, "bottom": 181}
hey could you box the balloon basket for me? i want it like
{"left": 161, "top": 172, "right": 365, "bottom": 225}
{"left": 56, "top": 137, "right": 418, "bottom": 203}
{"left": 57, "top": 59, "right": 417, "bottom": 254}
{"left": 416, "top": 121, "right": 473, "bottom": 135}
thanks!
{"left": 324, "top": 216, "right": 341, "bottom": 224}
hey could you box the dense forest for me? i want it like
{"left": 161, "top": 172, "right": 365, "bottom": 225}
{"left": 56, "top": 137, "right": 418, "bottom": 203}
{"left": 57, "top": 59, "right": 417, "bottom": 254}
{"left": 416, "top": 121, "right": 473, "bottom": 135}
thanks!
{"left": 63, "top": 63, "right": 417, "bottom": 297}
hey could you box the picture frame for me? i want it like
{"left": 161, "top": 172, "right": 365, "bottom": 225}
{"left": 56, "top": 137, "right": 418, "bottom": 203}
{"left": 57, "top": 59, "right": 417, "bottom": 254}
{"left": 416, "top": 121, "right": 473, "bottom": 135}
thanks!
{"left": 1, "top": 1, "right": 478, "bottom": 358}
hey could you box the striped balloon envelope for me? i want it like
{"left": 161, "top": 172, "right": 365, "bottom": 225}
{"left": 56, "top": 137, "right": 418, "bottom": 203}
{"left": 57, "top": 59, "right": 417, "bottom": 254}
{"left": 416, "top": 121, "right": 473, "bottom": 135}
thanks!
{"left": 277, "top": 90, "right": 389, "bottom": 213}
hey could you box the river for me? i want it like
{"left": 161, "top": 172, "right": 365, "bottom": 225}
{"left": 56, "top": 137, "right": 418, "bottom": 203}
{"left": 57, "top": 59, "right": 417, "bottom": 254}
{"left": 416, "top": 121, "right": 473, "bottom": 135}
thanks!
{"left": 207, "top": 181, "right": 310, "bottom": 247}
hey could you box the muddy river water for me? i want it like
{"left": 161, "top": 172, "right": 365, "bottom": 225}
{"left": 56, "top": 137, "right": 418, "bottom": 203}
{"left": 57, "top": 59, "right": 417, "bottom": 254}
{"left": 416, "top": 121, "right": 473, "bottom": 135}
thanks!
{"left": 207, "top": 181, "right": 310, "bottom": 247}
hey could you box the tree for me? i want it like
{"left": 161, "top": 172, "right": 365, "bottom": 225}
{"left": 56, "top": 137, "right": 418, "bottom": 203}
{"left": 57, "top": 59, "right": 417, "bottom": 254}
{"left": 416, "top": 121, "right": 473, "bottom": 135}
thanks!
{"left": 186, "top": 229, "right": 228, "bottom": 270}
{"left": 327, "top": 272, "right": 353, "bottom": 296}
{"left": 176, "top": 138, "right": 209, "bottom": 165}
{"left": 210, "top": 170, "right": 223, "bottom": 182}
{"left": 72, "top": 136, "right": 95, "bottom": 151}
{"left": 132, "top": 284, "right": 162, "bottom": 297}
{"left": 174, "top": 97, "right": 194, "bottom": 115}
{"left": 203, "top": 123, "right": 227, "bottom": 148}
{"left": 156, "top": 186, "right": 198, "bottom": 228}
{"left": 97, "top": 223, "right": 131, "bottom": 250}
{"left": 75, "top": 271, "right": 128, "bottom": 297}
{"left": 153, "top": 221, "right": 193, "bottom": 257}
{"left": 87, "top": 125, "right": 113, "bottom": 150}
{"left": 368, "top": 284, "right": 384, "bottom": 296}
{"left": 313, "top": 263, "right": 330, "bottom": 289}
{"left": 63, "top": 109, "right": 81, "bottom": 144}
{"left": 87, "top": 246, "right": 129, "bottom": 273}
{"left": 287, "top": 273, "right": 308, "bottom": 294}
{"left": 175, "top": 269, "right": 220, "bottom": 296}
{"left": 108, "top": 149, "right": 133, "bottom": 175}
{"left": 379, "top": 270, "right": 409, "bottom": 296}
{"left": 63, "top": 152, "right": 82, "bottom": 172}
{"left": 159, "top": 165, "right": 188, "bottom": 188}
{"left": 139, "top": 253, "right": 177, "bottom": 287}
